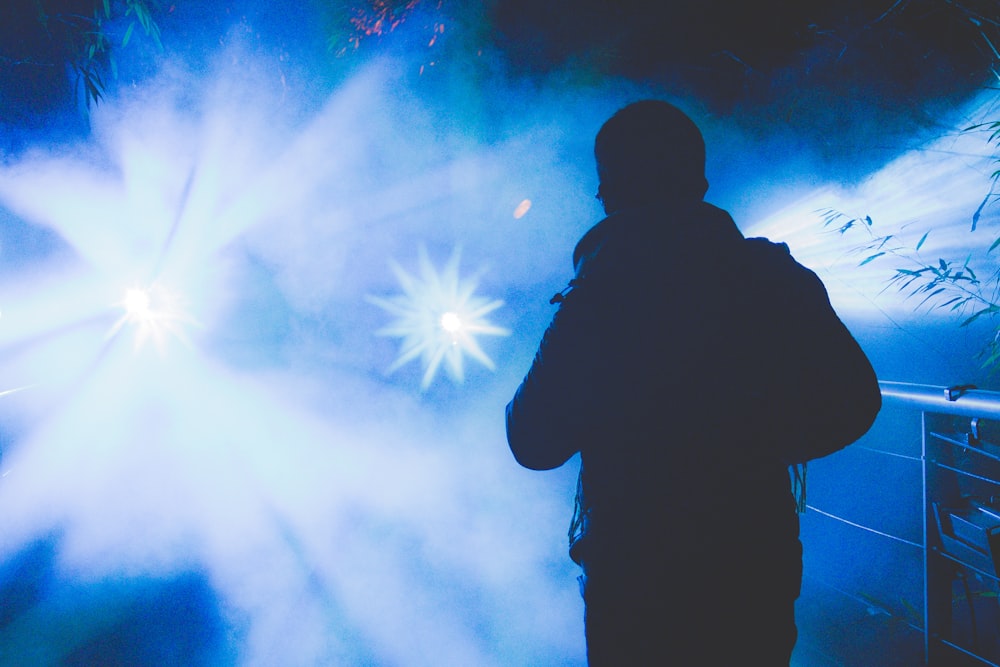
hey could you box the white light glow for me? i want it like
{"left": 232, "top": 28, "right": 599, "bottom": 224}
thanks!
{"left": 744, "top": 91, "right": 1000, "bottom": 320}
{"left": 108, "top": 283, "right": 196, "bottom": 352}
{"left": 0, "top": 55, "right": 586, "bottom": 666}
{"left": 123, "top": 288, "right": 151, "bottom": 318}
{"left": 369, "top": 247, "right": 510, "bottom": 389}
{"left": 440, "top": 311, "right": 463, "bottom": 334}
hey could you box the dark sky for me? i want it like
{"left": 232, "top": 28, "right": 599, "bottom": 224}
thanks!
{"left": 2, "top": 1, "right": 997, "bottom": 245}
{"left": 491, "top": 0, "right": 996, "bottom": 98}
{"left": 4, "top": 1, "right": 997, "bottom": 118}
{"left": 484, "top": 0, "right": 1000, "bottom": 183}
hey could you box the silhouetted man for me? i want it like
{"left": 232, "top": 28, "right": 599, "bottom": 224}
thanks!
{"left": 506, "top": 100, "right": 882, "bottom": 665}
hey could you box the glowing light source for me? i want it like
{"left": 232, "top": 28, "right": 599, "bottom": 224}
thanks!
{"left": 0, "top": 48, "right": 581, "bottom": 667}
{"left": 108, "top": 282, "right": 195, "bottom": 352}
{"left": 369, "top": 247, "right": 510, "bottom": 389}
{"left": 440, "top": 311, "right": 462, "bottom": 335}
{"left": 123, "top": 287, "right": 153, "bottom": 321}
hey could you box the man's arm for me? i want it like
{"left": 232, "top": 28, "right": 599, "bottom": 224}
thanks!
{"left": 783, "top": 265, "right": 882, "bottom": 462}
{"left": 748, "top": 240, "right": 882, "bottom": 463}
{"left": 506, "top": 275, "right": 610, "bottom": 471}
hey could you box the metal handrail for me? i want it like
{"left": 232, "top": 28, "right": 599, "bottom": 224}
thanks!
{"left": 879, "top": 381, "right": 1000, "bottom": 420}
{"left": 877, "top": 380, "right": 1000, "bottom": 666}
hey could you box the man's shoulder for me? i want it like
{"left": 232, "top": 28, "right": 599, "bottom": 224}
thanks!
{"left": 736, "top": 237, "right": 830, "bottom": 309}
{"left": 744, "top": 236, "right": 790, "bottom": 253}
{"left": 740, "top": 237, "right": 810, "bottom": 275}
{"left": 572, "top": 201, "right": 741, "bottom": 270}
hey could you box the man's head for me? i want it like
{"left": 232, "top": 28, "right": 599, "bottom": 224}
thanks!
{"left": 594, "top": 100, "right": 708, "bottom": 214}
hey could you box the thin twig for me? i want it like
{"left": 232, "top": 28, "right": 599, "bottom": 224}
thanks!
{"left": 873, "top": 0, "right": 910, "bottom": 24}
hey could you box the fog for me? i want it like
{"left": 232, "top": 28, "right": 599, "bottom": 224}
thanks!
{"left": 0, "top": 5, "right": 997, "bottom": 666}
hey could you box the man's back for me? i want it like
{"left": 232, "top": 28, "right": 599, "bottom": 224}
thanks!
{"left": 505, "top": 100, "right": 882, "bottom": 665}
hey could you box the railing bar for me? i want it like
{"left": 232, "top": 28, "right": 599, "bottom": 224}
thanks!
{"left": 806, "top": 505, "right": 924, "bottom": 549}
{"left": 937, "top": 637, "right": 1000, "bottom": 666}
{"left": 932, "top": 462, "right": 1000, "bottom": 486}
{"left": 853, "top": 445, "right": 923, "bottom": 462}
{"left": 934, "top": 547, "right": 1000, "bottom": 583}
{"left": 880, "top": 381, "right": 1000, "bottom": 420}
{"left": 802, "top": 574, "right": 925, "bottom": 634}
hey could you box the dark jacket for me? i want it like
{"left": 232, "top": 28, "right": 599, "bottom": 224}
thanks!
{"left": 506, "top": 200, "right": 881, "bottom": 568}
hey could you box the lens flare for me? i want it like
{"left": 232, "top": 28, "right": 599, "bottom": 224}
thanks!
{"left": 107, "top": 282, "right": 196, "bottom": 352}
{"left": 368, "top": 246, "right": 510, "bottom": 389}
{"left": 513, "top": 199, "right": 532, "bottom": 219}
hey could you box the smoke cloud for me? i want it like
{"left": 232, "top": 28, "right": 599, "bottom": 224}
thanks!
{"left": 0, "top": 5, "right": 997, "bottom": 665}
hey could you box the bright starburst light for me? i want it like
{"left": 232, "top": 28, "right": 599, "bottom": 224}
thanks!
{"left": 369, "top": 247, "right": 510, "bottom": 389}
{"left": 107, "top": 282, "right": 196, "bottom": 351}
{"left": 0, "top": 58, "right": 597, "bottom": 665}
{"left": 0, "top": 54, "right": 592, "bottom": 666}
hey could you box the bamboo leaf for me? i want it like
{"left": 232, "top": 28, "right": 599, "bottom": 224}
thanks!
{"left": 917, "top": 282, "right": 937, "bottom": 294}
{"left": 950, "top": 297, "right": 974, "bottom": 311}
{"left": 123, "top": 22, "right": 135, "bottom": 47}
{"left": 972, "top": 192, "right": 990, "bottom": 231}
{"left": 915, "top": 231, "right": 929, "bottom": 251}
{"left": 962, "top": 306, "right": 1000, "bottom": 327}
{"left": 875, "top": 235, "right": 894, "bottom": 250}
{"left": 980, "top": 341, "right": 1000, "bottom": 369}
{"left": 917, "top": 287, "right": 946, "bottom": 309}
{"left": 85, "top": 75, "right": 103, "bottom": 106}
{"left": 939, "top": 296, "right": 963, "bottom": 308}
{"left": 150, "top": 22, "right": 163, "bottom": 50}
{"left": 859, "top": 252, "right": 886, "bottom": 266}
